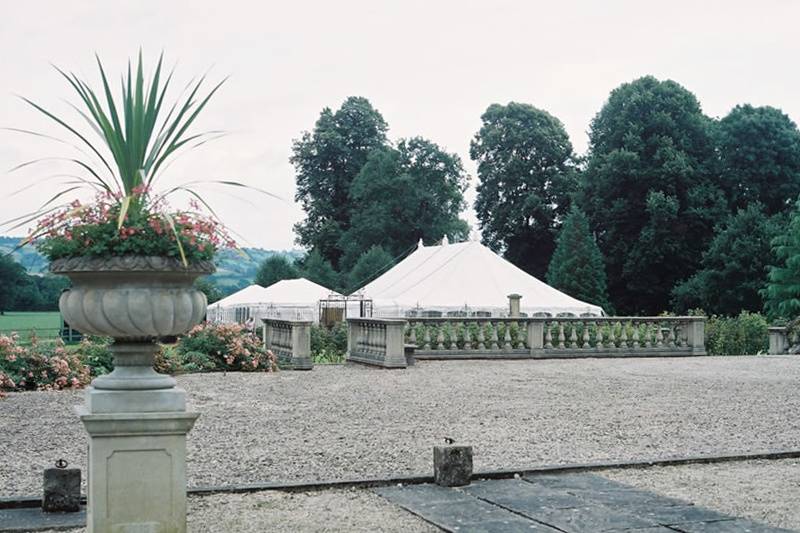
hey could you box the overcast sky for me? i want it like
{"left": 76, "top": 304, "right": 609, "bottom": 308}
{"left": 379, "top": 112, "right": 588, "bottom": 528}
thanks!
{"left": 1, "top": 0, "right": 799, "bottom": 250}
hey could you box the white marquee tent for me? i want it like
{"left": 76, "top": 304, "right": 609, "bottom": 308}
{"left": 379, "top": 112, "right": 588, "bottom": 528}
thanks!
{"left": 207, "top": 278, "right": 341, "bottom": 325}
{"left": 357, "top": 240, "right": 604, "bottom": 317}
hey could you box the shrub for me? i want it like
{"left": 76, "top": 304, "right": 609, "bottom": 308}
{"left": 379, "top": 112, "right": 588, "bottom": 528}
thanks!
{"left": 310, "top": 323, "right": 347, "bottom": 363}
{"left": 177, "top": 323, "right": 277, "bottom": 372}
{"left": 705, "top": 311, "right": 769, "bottom": 355}
{"left": 74, "top": 336, "right": 114, "bottom": 376}
{"left": 0, "top": 334, "right": 91, "bottom": 394}
{"left": 154, "top": 344, "right": 184, "bottom": 375}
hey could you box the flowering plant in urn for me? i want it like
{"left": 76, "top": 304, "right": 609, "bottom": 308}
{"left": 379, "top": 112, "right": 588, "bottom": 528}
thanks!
{"left": 4, "top": 52, "right": 245, "bottom": 391}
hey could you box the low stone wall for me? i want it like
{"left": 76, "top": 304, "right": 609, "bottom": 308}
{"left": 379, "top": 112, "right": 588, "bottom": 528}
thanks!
{"left": 262, "top": 318, "right": 312, "bottom": 370}
{"left": 347, "top": 318, "right": 407, "bottom": 368}
{"left": 407, "top": 316, "right": 706, "bottom": 360}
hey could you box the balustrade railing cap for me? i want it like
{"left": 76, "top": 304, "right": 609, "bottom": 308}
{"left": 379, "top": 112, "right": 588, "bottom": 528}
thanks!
{"left": 347, "top": 317, "right": 407, "bottom": 324}
{"left": 261, "top": 318, "right": 313, "bottom": 325}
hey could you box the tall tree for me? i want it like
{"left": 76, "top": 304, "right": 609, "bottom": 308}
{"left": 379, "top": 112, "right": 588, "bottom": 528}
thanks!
{"left": 717, "top": 104, "right": 800, "bottom": 215}
{"left": 580, "top": 76, "right": 725, "bottom": 314}
{"left": 195, "top": 278, "right": 223, "bottom": 304}
{"left": 672, "top": 204, "right": 783, "bottom": 315}
{"left": 292, "top": 97, "right": 389, "bottom": 269}
{"left": 765, "top": 199, "right": 800, "bottom": 319}
{"left": 300, "top": 250, "right": 340, "bottom": 291}
{"left": 0, "top": 255, "right": 27, "bottom": 314}
{"left": 471, "top": 102, "right": 577, "bottom": 278}
{"left": 339, "top": 137, "right": 468, "bottom": 269}
{"left": 546, "top": 207, "right": 612, "bottom": 312}
{"left": 254, "top": 255, "right": 299, "bottom": 288}
{"left": 347, "top": 245, "right": 395, "bottom": 293}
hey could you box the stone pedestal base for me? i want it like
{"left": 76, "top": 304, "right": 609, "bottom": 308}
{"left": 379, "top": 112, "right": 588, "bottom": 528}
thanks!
{"left": 78, "top": 388, "right": 198, "bottom": 533}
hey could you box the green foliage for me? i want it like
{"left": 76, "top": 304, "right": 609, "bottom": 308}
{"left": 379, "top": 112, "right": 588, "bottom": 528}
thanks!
{"left": 471, "top": 102, "right": 578, "bottom": 278}
{"left": 546, "top": 207, "right": 612, "bottom": 312}
{"left": 74, "top": 336, "right": 114, "bottom": 376}
{"left": 292, "top": 97, "right": 389, "bottom": 269}
{"left": 194, "top": 278, "right": 223, "bottom": 304}
{"left": 176, "top": 323, "right": 277, "bottom": 372}
{"left": 310, "top": 323, "right": 347, "bottom": 363}
{"left": 153, "top": 344, "right": 184, "bottom": 375}
{"left": 705, "top": 311, "right": 769, "bottom": 355}
{"left": 348, "top": 245, "right": 395, "bottom": 292}
{"left": 299, "top": 250, "right": 339, "bottom": 290}
{"left": 765, "top": 199, "right": 800, "bottom": 319}
{"left": 254, "top": 255, "right": 299, "bottom": 288}
{"left": 0, "top": 255, "right": 29, "bottom": 313}
{"left": 672, "top": 204, "right": 782, "bottom": 315}
{"left": 17, "top": 51, "right": 225, "bottom": 204}
{"left": 717, "top": 105, "right": 800, "bottom": 215}
{"left": 580, "top": 76, "right": 725, "bottom": 314}
{"left": 339, "top": 137, "right": 469, "bottom": 270}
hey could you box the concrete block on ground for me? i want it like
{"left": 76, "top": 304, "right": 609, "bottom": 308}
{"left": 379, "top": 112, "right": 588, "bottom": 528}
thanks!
{"left": 433, "top": 445, "right": 472, "bottom": 487}
{"left": 43, "top": 467, "right": 81, "bottom": 513}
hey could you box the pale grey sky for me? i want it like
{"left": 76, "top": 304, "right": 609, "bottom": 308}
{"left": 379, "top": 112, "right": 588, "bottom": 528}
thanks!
{"left": 1, "top": 0, "right": 798, "bottom": 250}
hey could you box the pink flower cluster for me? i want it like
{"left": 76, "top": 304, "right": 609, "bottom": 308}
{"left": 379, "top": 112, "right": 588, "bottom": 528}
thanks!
{"left": 182, "top": 322, "right": 277, "bottom": 372}
{"left": 0, "top": 334, "right": 91, "bottom": 396}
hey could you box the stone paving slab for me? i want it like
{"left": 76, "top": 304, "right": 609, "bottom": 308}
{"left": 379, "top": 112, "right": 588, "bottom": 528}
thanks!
{"left": 0, "top": 506, "right": 85, "bottom": 532}
{"left": 376, "top": 474, "right": 795, "bottom": 533}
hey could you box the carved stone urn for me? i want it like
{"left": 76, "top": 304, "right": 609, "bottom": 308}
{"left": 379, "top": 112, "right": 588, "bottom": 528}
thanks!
{"left": 51, "top": 255, "right": 215, "bottom": 392}
{"left": 51, "top": 255, "right": 215, "bottom": 533}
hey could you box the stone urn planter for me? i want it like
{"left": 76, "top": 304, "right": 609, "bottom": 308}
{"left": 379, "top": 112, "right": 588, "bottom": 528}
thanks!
{"left": 51, "top": 255, "right": 215, "bottom": 532}
{"left": 51, "top": 255, "right": 215, "bottom": 391}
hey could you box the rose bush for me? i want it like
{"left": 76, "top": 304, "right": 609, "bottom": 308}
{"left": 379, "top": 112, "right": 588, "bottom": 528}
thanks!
{"left": 176, "top": 323, "right": 277, "bottom": 372}
{"left": 0, "top": 333, "right": 91, "bottom": 395}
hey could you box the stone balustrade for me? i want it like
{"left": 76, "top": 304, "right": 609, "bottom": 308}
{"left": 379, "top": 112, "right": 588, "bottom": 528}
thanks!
{"left": 406, "top": 316, "right": 706, "bottom": 359}
{"left": 262, "top": 318, "right": 313, "bottom": 370}
{"left": 347, "top": 318, "right": 407, "bottom": 368}
{"left": 769, "top": 325, "right": 799, "bottom": 355}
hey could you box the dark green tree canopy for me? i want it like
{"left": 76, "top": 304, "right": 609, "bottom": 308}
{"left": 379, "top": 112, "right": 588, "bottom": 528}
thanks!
{"left": 254, "top": 255, "right": 299, "bottom": 288}
{"left": 580, "top": 76, "right": 725, "bottom": 314}
{"left": 347, "top": 245, "right": 395, "bottom": 294}
{"left": 0, "top": 255, "right": 34, "bottom": 313}
{"left": 765, "top": 199, "right": 800, "bottom": 319}
{"left": 339, "top": 137, "right": 468, "bottom": 269}
{"left": 299, "top": 249, "right": 339, "bottom": 291}
{"left": 471, "top": 102, "right": 577, "bottom": 278}
{"left": 546, "top": 207, "right": 611, "bottom": 312}
{"left": 672, "top": 203, "right": 782, "bottom": 315}
{"left": 717, "top": 104, "right": 800, "bottom": 215}
{"left": 195, "top": 278, "right": 223, "bottom": 304}
{"left": 292, "top": 96, "right": 389, "bottom": 269}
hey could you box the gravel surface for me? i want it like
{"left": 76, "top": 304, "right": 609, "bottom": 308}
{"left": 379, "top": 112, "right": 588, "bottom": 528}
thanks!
{"left": 604, "top": 459, "right": 800, "bottom": 531}
{"left": 36, "top": 488, "right": 438, "bottom": 533}
{"left": 2, "top": 356, "right": 800, "bottom": 498}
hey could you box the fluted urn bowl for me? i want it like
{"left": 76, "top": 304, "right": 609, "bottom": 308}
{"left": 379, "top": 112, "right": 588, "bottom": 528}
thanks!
{"left": 51, "top": 255, "right": 215, "bottom": 390}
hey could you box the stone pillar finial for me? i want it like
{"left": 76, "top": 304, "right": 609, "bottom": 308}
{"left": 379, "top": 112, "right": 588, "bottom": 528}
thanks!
{"left": 508, "top": 294, "right": 522, "bottom": 318}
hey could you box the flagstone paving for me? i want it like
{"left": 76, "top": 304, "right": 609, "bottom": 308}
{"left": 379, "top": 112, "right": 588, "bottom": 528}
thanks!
{"left": 375, "top": 473, "right": 795, "bottom": 532}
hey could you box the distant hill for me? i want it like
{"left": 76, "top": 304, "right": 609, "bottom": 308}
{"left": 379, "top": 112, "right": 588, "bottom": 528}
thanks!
{"left": 0, "top": 236, "right": 302, "bottom": 295}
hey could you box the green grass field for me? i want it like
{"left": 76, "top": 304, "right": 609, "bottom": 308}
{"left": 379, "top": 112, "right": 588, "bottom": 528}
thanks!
{"left": 0, "top": 311, "right": 62, "bottom": 341}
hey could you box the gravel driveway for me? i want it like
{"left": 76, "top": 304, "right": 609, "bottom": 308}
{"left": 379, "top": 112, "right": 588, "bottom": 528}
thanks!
{"left": 2, "top": 356, "right": 799, "bottom": 498}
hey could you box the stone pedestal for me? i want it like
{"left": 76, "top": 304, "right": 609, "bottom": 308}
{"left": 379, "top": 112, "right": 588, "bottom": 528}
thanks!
{"left": 78, "top": 387, "right": 198, "bottom": 533}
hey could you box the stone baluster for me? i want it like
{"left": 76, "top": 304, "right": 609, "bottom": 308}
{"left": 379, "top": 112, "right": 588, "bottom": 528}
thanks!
{"left": 656, "top": 324, "right": 664, "bottom": 347}
{"left": 569, "top": 324, "right": 578, "bottom": 348}
{"left": 490, "top": 322, "right": 500, "bottom": 350}
{"left": 667, "top": 324, "right": 676, "bottom": 347}
{"left": 463, "top": 324, "right": 472, "bottom": 350}
{"left": 409, "top": 323, "right": 417, "bottom": 346}
{"left": 544, "top": 322, "right": 553, "bottom": 349}
{"left": 632, "top": 322, "right": 640, "bottom": 349}
{"left": 516, "top": 321, "right": 526, "bottom": 349}
{"left": 477, "top": 322, "right": 486, "bottom": 350}
{"left": 644, "top": 322, "right": 652, "bottom": 348}
{"left": 619, "top": 322, "right": 628, "bottom": 349}
{"left": 503, "top": 323, "right": 513, "bottom": 350}
{"left": 557, "top": 322, "right": 566, "bottom": 349}
{"left": 450, "top": 323, "right": 459, "bottom": 350}
{"left": 436, "top": 326, "right": 445, "bottom": 350}
{"left": 676, "top": 323, "right": 685, "bottom": 347}
{"left": 582, "top": 322, "right": 591, "bottom": 349}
